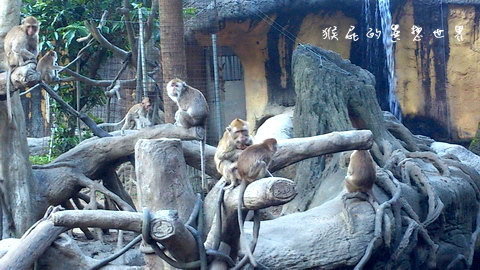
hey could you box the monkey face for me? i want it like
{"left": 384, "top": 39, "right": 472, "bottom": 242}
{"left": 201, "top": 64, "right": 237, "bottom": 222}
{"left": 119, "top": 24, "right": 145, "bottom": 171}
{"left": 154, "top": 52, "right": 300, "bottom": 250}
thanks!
{"left": 141, "top": 97, "right": 152, "bottom": 111}
{"left": 233, "top": 129, "right": 251, "bottom": 150}
{"left": 26, "top": 25, "right": 37, "bottom": 36}
{"left": 166, "top": 79, "right": 185, "bottom": 101}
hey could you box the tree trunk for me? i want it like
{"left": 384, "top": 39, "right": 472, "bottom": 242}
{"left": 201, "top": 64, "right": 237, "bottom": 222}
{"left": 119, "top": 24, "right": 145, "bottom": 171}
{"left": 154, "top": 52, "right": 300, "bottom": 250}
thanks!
{"left": 135, "top": 138, "right": 197, "bottom": 269}
{"left": 158, "top": 0, "right": 187, "bottom": 123}
{"left": 0, "top": 0, "right": 21, "bottom": 71}
{"left": 0, "top": 65, "right": 40, "bottom": 237}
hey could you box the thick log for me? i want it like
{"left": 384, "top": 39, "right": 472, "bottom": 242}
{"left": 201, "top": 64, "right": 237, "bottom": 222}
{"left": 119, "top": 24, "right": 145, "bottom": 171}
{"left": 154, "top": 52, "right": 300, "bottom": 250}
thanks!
{"left": 135, "top": 139, "right": 198, "bottom": 268}
{"left": 204, "top": 177, "right": 297, "bottom": 249}
{"left": 0, "top": 65, "right": 39, "bottom": 236}
{"left": 0, "top": 219, "right": 66, "bottom": 270}
{"left": 52, "top": 210, "right": 143, "bottom": 232}
{"left": 182, "top": 130, "right": 374, "bottom": 179}
{"left": 37, "top": 124, "right": 201, "bottom": 179}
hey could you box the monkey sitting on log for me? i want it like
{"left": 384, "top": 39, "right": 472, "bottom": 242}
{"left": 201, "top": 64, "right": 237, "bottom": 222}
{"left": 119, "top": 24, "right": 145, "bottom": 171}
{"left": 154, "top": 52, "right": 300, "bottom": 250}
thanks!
{"left": 342, "top": 150, "right": 377, "bottom": 233}
{"left": 167, "top": 78, "right": 209, "bottom": 191}
{"left": 166, "top": 78, "right": 209, "bottom": 129}
{"left": 344, "top": 150, "right": 376, "bottom": 194}
{"left": 37, "top": 50, "right": 60, "bottom": 84}
{"left": 214, "top": 118, "right": 253, "bottom": 188}
{"left": 3, "top": 16, "right": 39, "bottom": 123}
{"left": 235, "top": 138, "right": 278, "bottom": 267}
{"left": 98, "top": 97, "right": 152, "bottom": 135}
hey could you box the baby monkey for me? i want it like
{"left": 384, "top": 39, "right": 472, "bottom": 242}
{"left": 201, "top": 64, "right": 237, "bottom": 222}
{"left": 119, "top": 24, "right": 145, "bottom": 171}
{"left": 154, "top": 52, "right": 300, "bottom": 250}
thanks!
{"left": 37, "top": 50, "right": 60, "bottom": 83}
{"left": 98, "top": 97, "right": 152, "bottom": 135}
{"left": 235, "top": 138, "right": 278, "bottom": 267}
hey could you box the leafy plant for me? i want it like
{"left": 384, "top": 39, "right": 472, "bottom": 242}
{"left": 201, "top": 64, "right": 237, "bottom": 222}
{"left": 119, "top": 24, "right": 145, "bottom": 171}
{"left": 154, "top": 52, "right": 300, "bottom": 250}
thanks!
{"left": 30, "top": 155, "right": 55, "bottom": 165}
{"left": 22, "top": 0, "right": 130, "bottom": 155}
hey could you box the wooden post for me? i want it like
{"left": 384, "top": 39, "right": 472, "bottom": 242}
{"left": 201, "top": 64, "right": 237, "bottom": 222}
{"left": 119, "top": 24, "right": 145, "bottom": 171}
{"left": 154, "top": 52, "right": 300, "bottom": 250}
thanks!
{"left": 135, "top": 138, "right": 198, "bottom": 269}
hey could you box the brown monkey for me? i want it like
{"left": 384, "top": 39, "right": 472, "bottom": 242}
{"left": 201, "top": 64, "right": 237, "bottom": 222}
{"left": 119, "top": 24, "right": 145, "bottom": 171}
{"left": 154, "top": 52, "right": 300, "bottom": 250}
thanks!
{"left": 344, "top": 150, "right": 376, "bottom": 193}
{"left": 167, "top": 78, "right": 209, "bottom": 191}
{"left": 166, "top": 78, "right": 209, "bottom": 128}
{"left": 99, "top": 97, "right": 152, "bottom": 135}
{"left": 235, "top": 138, "right": 278, "bottom": 267}
{"left": 3, "top": 16, "right": 39, "bottom": 123}
{"left": 342, "top": 150, "right": 377, "bottom": 234}
{"left": 36, "top": 50, "right": 60, "bottom": 83}
{"left": 214, "top": 118, "right": 253, "bottom": 188}
{"left": 5, "top": 16, "right": 39, "bottom": 68}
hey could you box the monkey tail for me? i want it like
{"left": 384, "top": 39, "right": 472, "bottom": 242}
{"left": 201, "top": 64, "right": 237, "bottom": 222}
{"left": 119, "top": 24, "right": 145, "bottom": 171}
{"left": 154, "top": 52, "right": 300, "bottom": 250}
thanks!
{"left": 5, "top": 69, "right": 13, "bottom": 123}
{"left": 98, "top": 116, "right": 126, "bottom": 128}
{"left": 237, "top": 181, "right": 257, "bottom": 267}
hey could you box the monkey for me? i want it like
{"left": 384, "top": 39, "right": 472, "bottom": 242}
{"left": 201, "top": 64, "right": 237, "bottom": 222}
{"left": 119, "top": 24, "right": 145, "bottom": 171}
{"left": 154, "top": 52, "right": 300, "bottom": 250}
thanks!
{"left": 235, "top": 138, "right": 278, "bottom": 267}
{"left": 344, "top": 150, "right": 376, "bottom": 194}
{"left": 98, "top": 97, "right": 152, "bottom": 135}
{"left": 166, "top": 78, "right": 209, "bottom": 128}
{"left": 36, "top": 50, "right": 60, "bottom": 83}
{"left": 342, "top": 150, "right": 377, "bottom": 233}
{"left": 166, "top": 78, "right": 209, "bottom": 191}
{"left": 3, "top": 16, "right": 39, "bottom": 123}
{"left": 5, "top": 16, "right": 39, "bottom": 68}
{"left": 214, "top": 118, "right": 253, "bottom": 189}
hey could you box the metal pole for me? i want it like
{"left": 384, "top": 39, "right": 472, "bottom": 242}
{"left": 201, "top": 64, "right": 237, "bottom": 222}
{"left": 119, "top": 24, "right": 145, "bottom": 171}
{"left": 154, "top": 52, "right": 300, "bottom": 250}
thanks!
{"left": 138, "top": 8, "right": 148, "bottom": 98}
{"left": 211, "top": 34, "right": 222, "bottom": 140}
{"left": 76, "top": 61, "right": 82, "bottom": 142}
{"left": 135, "top": 38, "right": 142, "bottom": 103}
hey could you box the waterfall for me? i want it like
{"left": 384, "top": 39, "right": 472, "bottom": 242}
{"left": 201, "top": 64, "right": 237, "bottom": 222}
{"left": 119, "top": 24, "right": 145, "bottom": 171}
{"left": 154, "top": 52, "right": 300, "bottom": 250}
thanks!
{"left": 363, "top": 0, "right": 372, "bottom": 60}
{"left": 378, "top": 0, "right": 402, "bottom": 121}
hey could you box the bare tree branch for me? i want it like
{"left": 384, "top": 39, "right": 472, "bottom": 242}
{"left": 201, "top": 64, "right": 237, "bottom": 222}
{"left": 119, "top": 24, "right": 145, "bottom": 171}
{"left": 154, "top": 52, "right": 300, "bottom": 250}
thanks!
{"left": 118, "top": 0, "right": 138, "bottom": 66}
{"left": 84, "top": 20, "right": 129, "bottom": 58}
{"left": 144, "top": 0, "right": 159, "bottom": 42}
{"left": 59, "top": 68, "right": 136, "bottom": 88}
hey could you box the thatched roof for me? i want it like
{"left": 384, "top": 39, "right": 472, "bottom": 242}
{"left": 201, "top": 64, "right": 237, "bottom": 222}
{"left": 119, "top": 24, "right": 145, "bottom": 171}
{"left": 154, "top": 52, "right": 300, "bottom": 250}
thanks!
{"left": 184, "top": 0, "right": 480, "bottom": 33}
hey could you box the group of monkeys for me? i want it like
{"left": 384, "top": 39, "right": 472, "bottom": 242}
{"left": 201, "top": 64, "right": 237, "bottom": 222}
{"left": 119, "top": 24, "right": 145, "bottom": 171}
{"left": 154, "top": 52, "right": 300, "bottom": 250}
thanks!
{"left": 3, "top": 16, "right": 59, "bottom": 122}
{"left": 2, "top": 14, "right": 377, "bottom": 267}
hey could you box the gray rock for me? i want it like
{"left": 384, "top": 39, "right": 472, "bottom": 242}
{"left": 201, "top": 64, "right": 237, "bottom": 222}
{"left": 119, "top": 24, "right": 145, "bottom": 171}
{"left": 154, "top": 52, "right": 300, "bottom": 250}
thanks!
{"left": 432, "top": 141, "right": 480, "bottom": 174}
{"left": 254, "top": 108, "right": 294, "bottom": 142}
{"left": 28, "top": 136, "right": 50, "bottom": 156}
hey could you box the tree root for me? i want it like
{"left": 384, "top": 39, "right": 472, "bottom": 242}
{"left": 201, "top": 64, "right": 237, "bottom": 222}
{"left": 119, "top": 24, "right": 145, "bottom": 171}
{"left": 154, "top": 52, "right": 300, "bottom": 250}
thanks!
{"left": 406, "top": 151, "right": 450, "bottom": 177}
{"left": 355, "top": 153, "right": 446, "bottom": 270}
{"left": 77, "top": 174, "right": 135, "bottom": 212}
{"left": 354, "top": 171, "right": 401, "bottom": 270}
{"left": 402, "top": 162, "right": 444, "bottom": 226}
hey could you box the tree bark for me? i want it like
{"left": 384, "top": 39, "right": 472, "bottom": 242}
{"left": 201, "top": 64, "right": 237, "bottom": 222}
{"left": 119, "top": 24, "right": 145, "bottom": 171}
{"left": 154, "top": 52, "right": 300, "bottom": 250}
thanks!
{"left": 135, "top": 138, "right": 197, "bottom": 269}
{"left": 0, "top": 218, "right": 66, "bottom": 270}
{"left": 158, "top": 0, "right": 187, "bottom": 123}
{"left": 0, "top": 65, "right": 40, "bottom": 237}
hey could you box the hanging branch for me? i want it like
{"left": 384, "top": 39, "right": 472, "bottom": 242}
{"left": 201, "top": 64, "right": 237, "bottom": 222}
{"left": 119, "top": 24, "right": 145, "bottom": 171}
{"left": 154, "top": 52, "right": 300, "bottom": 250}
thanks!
{"left": 84, "top": 20, "right": 129, "bottom": 59}
{"left": 144, "top": 0, "right": 159, "bottom": 43}
{"left": 77, "top": 11, "right": 109, "bottom": 43}
{"left": 118, "top": 0, "right": 138, "bottom": 66}
{"left": 36, "top": 82, "right": 111, "bottom": 137}
{"left": 59, "top": 68, "right": 136, "bottom": 88}
{"left": 57, "top": 39, "right": 95, "bottom": 73}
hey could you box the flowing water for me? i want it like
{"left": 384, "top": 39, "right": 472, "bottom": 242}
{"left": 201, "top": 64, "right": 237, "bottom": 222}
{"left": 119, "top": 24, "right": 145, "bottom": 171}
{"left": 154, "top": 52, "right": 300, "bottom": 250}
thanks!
{"left": 378, "top": 0, "right": 402, "bottom": 121}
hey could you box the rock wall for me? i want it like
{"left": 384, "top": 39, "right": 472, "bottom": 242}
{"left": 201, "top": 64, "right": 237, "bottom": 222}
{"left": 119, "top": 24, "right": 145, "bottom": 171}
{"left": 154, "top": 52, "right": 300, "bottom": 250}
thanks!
{"left": 195, "top": 11, "right": 356, "bottom": 126}
{"left": 395, "top": 0, "right": 480, "bottom": 140}
{"left": 193, "top": 0, "right": 479, "bottom": 141}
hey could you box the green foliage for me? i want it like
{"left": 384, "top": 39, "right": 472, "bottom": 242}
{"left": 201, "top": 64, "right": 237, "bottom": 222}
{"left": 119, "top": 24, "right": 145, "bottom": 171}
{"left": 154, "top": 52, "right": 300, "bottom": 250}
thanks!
{"left": 30, "top": 155, "right": 54, "bottom": 165}
{"left": 183, "top": 7, "right": 199, "bottom": 16}
{"left": 22, "top": 0, "right": 128, "bottom": 155}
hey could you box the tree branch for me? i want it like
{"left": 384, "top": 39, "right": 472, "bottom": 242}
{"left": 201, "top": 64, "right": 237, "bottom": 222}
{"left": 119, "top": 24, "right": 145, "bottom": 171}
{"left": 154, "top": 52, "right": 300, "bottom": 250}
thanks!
{"left": 59, "top": 68, "right": 136, "bottom": 88}
{"left": 84, "top": 20, "right": 129, "bottom": 58}
{"left": 38, "top": 82, "right": 111, "bottom": 137}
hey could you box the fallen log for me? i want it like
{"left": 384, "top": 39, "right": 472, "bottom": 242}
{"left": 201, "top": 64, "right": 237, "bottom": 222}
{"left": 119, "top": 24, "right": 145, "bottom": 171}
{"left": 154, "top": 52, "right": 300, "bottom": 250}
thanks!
{"left": 0, "top": 208, "right": 66, "bottom": 270}
{"left": 182, "top": 129, "right": 374, "bottom": 179}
